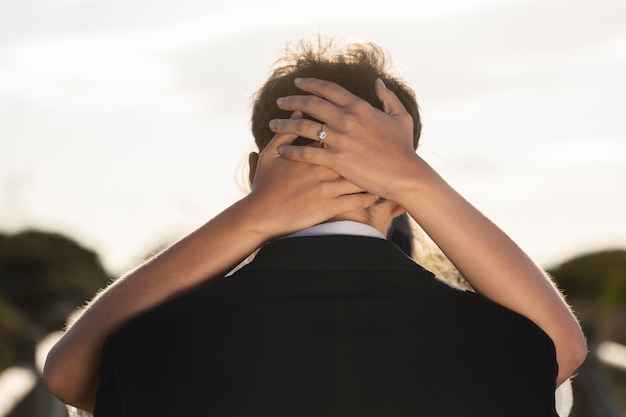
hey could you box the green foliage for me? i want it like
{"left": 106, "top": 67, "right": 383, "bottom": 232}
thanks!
{"left": 0, "top": 294, "right": 24, "bottom": 369}
{"left": 549, "top": 249, "right": 626, "bottom": 316}
{"left": 0, "top": 229, "right": 111, "bottom": 370}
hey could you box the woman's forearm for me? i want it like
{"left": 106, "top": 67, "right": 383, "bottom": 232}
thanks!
{"left": 43, "top": 127, "right": 379, "bottom": 411}
{"left": 272, "top": 77, "right": 587, "bottom": 385}
{"left": 43, "top": 196, "right": 273, "bottom": 411}
{"left": 399, "top": 159, "right": 587, "bottom": 385}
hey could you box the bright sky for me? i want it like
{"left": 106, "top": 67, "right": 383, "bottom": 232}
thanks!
{"left": 1, "top": 0, "right": 625, "bottom": 274}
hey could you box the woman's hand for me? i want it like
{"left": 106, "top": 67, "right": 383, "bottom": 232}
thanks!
{"left": 269, "top": 78, "right": 420, "bottom": 204}
{"left": 246, "top": 110, "right": 380, "bottom": 239}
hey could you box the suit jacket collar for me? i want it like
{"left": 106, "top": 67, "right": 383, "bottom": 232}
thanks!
{"left": 247, "top": 235, "right": 424, "bottom": 272}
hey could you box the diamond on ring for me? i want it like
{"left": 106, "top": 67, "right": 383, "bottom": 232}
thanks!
{"left": 318, "top": 123, "right": 327, "bottom": 146}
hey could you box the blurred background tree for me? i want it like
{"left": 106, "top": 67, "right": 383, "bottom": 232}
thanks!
{"left": 551, "top": 250, "right": 626, "bottom": 322}
{"left": 549, "top": 249, "right": 626, "bottom": 417}
{"left": 0, "top": 230, "right": 110, "bottom": 371}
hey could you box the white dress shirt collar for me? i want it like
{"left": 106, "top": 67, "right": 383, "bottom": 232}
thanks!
{"left": 282, "top": 220, "right": 385, "bottom": 240}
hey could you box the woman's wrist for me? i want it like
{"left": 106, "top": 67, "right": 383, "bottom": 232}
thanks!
{"left": 233, "top": 193, "right": 297, "bottom": 244}
{"left": 384, "top": 155, "right": 441, "bottom": 209}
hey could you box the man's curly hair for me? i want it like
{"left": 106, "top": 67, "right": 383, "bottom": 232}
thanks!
{"left": 251, "top": 36, "right": 421, "bottom": 151}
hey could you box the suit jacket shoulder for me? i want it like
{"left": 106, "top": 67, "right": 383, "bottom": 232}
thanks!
{"left": 95, "top": 235, "right": 558, "bottom": 417}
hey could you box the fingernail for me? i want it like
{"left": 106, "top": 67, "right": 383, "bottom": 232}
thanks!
{"left": 278, "top": 145, "right": 286, "bottom": 154}
{"left": 269, "top": 119, "right": 278, "bottom": 129}
{"left": 377, "top": 78, "right": 387, "bottom": 89}
{"left": 294, "top": 77, "right": 303, "bottom": 84}
{"left": 276, "top": 97, "right": 285, "bottom": 105}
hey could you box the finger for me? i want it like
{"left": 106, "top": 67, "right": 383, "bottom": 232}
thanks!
{"left": 375, "top": 78, "right": 409, "bottom": 118}
{"left": 271, "top": 119, "right": 333, "bottom": 148}
{"left": 264, "top": 111, "right": 304, "bottom": 151}
{"left": 276, "top": 94, "right": 339, "bottom": 126}
{"left": 334, "top": 192, "right": 380, "bottom": 214}
{"left": 278, "top": 143, "right": 329, "bottom": 167}
{"left": 294, "top": 77, "right": 359, "bottom": 107}
{"left": 269, "top": 118, "right": 323, "bottom": 142}
{"left": 328, "top": 177, "right": 367, "bottom": 196}
{"left": 290, "top": 110, "right": 303, "bottom": 120}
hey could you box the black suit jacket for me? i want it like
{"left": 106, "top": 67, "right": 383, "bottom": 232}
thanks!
{"left": 94, "top": 235, "right": 558, "bottom": 417}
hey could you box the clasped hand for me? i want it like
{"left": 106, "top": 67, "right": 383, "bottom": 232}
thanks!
{"left": 247, "top": 110, "right": 378, "bottom": 238}
{"left": 269, "top": 77, "right": 420, "bottom": 204}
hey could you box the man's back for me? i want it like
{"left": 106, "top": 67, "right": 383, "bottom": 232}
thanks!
{"left": 94, "top": 235, "right": 558, "bottom": 417}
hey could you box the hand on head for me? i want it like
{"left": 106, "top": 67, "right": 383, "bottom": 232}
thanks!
{"left": 247, "top": 110, "right": 379, "bottom": 238}
{"left": 269, "top": 77, "right": 420, "bottom": 204}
